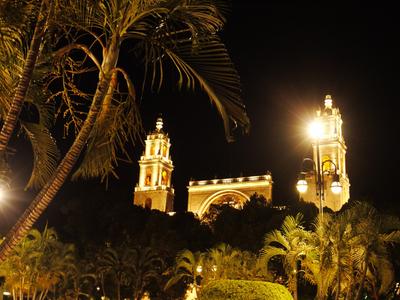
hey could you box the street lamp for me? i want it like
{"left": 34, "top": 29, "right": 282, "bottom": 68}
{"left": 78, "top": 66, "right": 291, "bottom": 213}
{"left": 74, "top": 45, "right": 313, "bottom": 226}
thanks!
{"left": 0, "top": 176, "right": 10, "bottom": 203}
{"left": 296, "top": 158, "right": 342, "bottom": 219}
{"left": 0, "top": 155, "right": 10, "bottom": 202}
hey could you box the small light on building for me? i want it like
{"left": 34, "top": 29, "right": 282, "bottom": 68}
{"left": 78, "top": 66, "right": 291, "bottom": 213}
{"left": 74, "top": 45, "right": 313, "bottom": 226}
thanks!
{"left": 196, "top": 265, "right": 203, "bottom": 273}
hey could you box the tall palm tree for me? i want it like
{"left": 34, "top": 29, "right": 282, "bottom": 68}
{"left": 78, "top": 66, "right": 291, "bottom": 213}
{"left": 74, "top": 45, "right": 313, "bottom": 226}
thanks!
{"left": 0, "top": 0, "right": 249, "bottom": 261}
{"left": 261, "top": 213, "right": 312, "bottom": 300}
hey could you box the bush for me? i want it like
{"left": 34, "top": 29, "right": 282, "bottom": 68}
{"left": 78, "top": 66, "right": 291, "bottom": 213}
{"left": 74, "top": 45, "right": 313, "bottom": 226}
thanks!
{"left": 199, "top": 279, "right": 293, "bottom": 300}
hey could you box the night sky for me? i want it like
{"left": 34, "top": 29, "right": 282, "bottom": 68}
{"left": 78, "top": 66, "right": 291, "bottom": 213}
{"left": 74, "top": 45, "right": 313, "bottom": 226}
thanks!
{"left": 1, "top": 2, "right": 400, "bottom": 232}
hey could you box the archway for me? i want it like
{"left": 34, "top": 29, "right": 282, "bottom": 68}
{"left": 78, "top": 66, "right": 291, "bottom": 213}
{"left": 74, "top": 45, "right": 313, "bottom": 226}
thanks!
{"left": 197, "top": 190, "right": 250, "bottom": 217}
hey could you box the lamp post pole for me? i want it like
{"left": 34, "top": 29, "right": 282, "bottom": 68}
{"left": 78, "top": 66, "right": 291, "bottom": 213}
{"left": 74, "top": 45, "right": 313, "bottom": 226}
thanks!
{"left": 315, "top": 139, "right": 324, "bottom": 219}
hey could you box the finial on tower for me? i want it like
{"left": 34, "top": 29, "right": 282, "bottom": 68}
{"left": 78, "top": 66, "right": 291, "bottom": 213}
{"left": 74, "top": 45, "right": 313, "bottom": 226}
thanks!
{"left": 155, "top": 116, "right": 163, "bottom": 132}
{"left": 324, "top": 95, "right": 333, "bottom": 109}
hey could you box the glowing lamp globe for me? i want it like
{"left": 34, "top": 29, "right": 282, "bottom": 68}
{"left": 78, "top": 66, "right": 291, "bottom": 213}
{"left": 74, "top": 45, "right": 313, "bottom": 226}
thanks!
{"left": 296, "top": 179, "right": 308, "bottom": 194}
{"left": 308, "top": 121, "right": 323, "bottom": 139}
{"left": 331, "top": 181, "right": 342, "bottom": 194}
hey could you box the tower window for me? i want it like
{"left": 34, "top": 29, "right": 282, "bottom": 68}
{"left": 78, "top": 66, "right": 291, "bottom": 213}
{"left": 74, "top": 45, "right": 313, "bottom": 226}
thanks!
{"left": 162, "top": 170, "right": 168, "bottom": 185}
{"left": 162, "top": 145, "right": 167, "bottom": 157}
{"left": 150, "top": 145, "right": 156, "bottom": 155}
{"left": 145, "top": 169, "right": 152, "bottom": 186}
{"left": 322, "top": 155, "right": 332, "bottom": 172}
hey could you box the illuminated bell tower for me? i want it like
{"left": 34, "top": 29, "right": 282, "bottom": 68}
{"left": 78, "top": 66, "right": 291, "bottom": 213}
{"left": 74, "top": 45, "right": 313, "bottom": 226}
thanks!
{"left": 133, "top": 117, "right": 174, "bottom": 212}
{"left": 303, "top": 95, "right": 350, "bottom": 211}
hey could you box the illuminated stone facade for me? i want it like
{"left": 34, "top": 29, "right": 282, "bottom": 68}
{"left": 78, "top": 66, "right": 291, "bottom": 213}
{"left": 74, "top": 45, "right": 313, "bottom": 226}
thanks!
{"left": 134, "top": 95, "right": 350, "bottom": 215}
{"left": 187, "top": 174, "right": 273, "bottom": 217}
{"left": 300, "top": 95, "right": 350, "bottom": 211}
{"left": 133, "top": 117, "right": 174, "bottom": 212}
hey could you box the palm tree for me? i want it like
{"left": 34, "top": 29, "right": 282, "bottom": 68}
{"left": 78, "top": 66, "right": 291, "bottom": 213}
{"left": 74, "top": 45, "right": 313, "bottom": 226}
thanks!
{"left": 261, "top": 213, "right": 312, "bottom": 300}
{"left": 129, "top": 246, "right": 163, "bottom": 300}
{"left": 0, "top": 226, "right": 76, "bottom": 299}
{"left": 206, "top": 243, "right": 241, "bottom": 280}
{"left": 339, "top": 202, "right": 400, "bottom": 300}
{"left": 96, "top": 246, "right": 133, "bottom": 300}
{"left": 302, "top": 202, "right": 400, "bottom": 300}
{"left": 301, "top": 214, "right": 338, "bottom": 300}
{"left": 164, "top": 249, "right": 204, "bottom": 291}
{"left": 0, "top": 0, "right": 249, "bottom": 261}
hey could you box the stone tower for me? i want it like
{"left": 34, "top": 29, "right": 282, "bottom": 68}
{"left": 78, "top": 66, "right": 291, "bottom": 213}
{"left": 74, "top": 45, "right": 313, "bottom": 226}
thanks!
{"left": 133, "top": 117, "right": 174, "bottom": 212}
{"left": 301, "top": 95, "right": 350, "bottom": 211}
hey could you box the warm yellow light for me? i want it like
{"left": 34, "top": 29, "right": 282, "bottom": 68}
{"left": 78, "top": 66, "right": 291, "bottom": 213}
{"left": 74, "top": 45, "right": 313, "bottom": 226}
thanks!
{"left": 308, "top": 121, "right": 323, "bottom": 139}
{"left": 296, "top": 179, "right": 308, "bottom": 194}
{"left": 331, "top": 181, "right": 342, "bottom": 194}
{"left": 196, "top": 265, "right": 203, "bottom": 273}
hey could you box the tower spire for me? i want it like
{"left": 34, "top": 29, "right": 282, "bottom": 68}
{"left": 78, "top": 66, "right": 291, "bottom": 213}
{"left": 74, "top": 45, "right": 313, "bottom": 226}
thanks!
{"left": 324, "top": 94, "right": 333, "bottom": 109}
{"left": 155, "top": 116, "right": 163, "bottom": 132}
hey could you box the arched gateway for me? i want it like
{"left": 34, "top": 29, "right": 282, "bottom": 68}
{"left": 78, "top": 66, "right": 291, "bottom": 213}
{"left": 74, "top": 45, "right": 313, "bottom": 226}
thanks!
{"left": 187, "top": 175, "right": 273, "bottom": 217}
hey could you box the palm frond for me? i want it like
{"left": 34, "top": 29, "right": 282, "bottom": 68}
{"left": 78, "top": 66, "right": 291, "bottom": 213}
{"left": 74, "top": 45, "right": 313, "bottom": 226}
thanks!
{"left": 158, "top": 37, "right": 249, "bottom": 141}
{"left": 21, "top": 122, "right": 60, "bottom": 190}
{"left": 71, "top": 69, "right": 142, "bottom": 182}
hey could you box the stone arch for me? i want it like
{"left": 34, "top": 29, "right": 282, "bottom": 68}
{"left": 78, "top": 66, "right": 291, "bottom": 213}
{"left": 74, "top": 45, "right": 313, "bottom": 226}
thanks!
{"left": 197, "top": 190, "right": 250, "bottom": 217}
{"left": 145, "top": 198, "right": 152, "bottom": 209}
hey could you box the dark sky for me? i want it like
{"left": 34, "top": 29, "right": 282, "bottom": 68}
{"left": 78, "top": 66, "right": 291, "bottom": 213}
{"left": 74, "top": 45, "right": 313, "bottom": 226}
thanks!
{"left": 1, "top": 2, "right": 400, "bottom": 232}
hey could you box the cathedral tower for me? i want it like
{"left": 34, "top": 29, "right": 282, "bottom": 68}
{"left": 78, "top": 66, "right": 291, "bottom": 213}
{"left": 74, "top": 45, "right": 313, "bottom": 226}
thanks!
{"left": 301, "top": 95, "right": 350, "bottom": 211}
{"left": 133, "top": 117, "right": 174, "bottom": 212}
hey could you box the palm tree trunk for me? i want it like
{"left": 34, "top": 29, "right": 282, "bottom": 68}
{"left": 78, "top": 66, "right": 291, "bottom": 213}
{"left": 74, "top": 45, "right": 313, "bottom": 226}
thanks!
{"left": 0, "top": 0, "right": 48, "bottom": 153}
{"left": 354, "top": 256, "right": 369, "bottom": 300}
{"left": 117, "top": 279, "right": 121, "bottom": 300}
{"left": 335, "top": 237, "right": 341, "bottom": 300}
{"left": 0, "top": 37, "right": 120, "bottom": 261}
{"left": 293, "top": 273, "right": 298, "bottom": 300}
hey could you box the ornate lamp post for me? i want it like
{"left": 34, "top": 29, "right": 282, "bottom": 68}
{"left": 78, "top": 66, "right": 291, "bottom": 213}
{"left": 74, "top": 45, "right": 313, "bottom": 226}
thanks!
{"left": 296, "top": 157, "right": 342, "bottom": 219}
{"left": 296, "top": 119, "right": 342, "bottom": 219}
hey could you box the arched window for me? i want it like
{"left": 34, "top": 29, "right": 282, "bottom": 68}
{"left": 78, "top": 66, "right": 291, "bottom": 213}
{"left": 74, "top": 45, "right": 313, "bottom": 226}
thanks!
{"left": 322, "top": 155, "right": 332, "bottom": 172}
{"left": 161, "top": 170, "right": 168, "bottom": 185}
{"left": 145, "top": 169, "right": 152, "bottom": 186}
{"left": 145, "top": 198, "right": 152, "bottom": 209}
